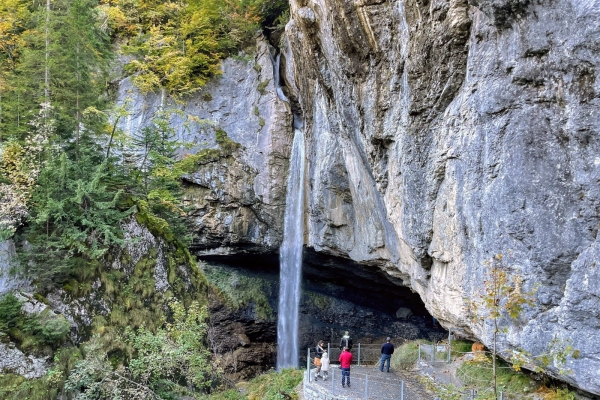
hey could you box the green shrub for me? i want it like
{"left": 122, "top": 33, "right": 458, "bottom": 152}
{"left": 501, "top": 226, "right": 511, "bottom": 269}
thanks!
{"left": 201, "top": 369, "right": 303, "bottom": 399}
{"left": 0, "top": 294, "right": 22, "bottom": 331}
{"left": 38, "top": 314, "right": 71, "bottom": 344}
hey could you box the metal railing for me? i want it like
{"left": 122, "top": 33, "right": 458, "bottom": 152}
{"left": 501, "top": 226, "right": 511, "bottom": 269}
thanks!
{"left": 305, "top": 367, "right": 424, "bottom": 400}
{"left": 307, "top": 343, "right": 386, "bottom": 367}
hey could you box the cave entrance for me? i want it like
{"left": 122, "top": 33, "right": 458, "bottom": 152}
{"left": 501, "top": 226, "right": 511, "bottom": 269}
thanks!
{"left": 199, "top": 248, "right": 446, "bottom": 368}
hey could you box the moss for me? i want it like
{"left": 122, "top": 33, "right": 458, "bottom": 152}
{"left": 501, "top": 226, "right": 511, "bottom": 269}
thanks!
{"left": 257, "top": 79, "right": 269, "bottom": 95}
{"left": 33, "top": 293, "right": 49, "bottom": 305}
{"left": 215, "top": 128, "right": 241, "bottom": 155}
{"left": 259, "top": 117, "right": 265, "bottom": 128}
{"left": 203, "top": 266, "right": 274, "bottom": 320}
{"left": 253, "top": 106, "right": 259, "bottom": 116}
{"left": 202, "top": 92, "right": 213, "bottom": 101}
{"left": 306, "top": 292, "right": 331, "bottom": 310}
{"left": 253, "top": 63, "right": 262, "bottom": 73}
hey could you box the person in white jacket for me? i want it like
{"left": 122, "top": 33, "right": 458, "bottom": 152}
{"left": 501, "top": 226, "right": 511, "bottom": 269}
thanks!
{"left": 320, "top": 351, "right": 330, "bottom": 381}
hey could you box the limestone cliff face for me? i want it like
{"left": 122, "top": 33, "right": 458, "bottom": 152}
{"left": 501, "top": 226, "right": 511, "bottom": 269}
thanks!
{"left": 282, "top": 0, "right": 600, "bottom": 394}
{"left": 117, "top": 38, "right": 293, "bottom": 256}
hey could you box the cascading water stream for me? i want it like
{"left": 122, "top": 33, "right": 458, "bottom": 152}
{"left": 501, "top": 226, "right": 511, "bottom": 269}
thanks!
{"left": 272, "top": 51, "right": 306, "bottom": 369}
{"left": 276, "top": 127, "right": 305, "bottom": 369}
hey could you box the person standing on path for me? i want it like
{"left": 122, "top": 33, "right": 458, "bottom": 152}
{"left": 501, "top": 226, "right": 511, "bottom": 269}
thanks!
{"left": 314, "top": 340, "right": 325, "bottom": 381}
{"left": 320, "top": 350, "right": 330, "bottom": 380}
{"left": 339, "top": 346, "right": 353, "bottom": 388}
{"left": 339, "top": 331, "right": 353, "bottom": 351}
{"left": 379, "top": 337, "right": 395, "bottom": 372}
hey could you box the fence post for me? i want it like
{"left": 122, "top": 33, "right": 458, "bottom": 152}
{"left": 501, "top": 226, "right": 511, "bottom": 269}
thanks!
{"left": 471, "top": 389, "right": 475, "bottom": 400}
{"left": 431, "top": 341, "right": 435, "bottom": 363}
{"left": 500, "top": 391, "right": 503, "bottom": 400}
{"left": 418, "top": 344, "right": 421, "bottom": 362}
{"left": 307, "top": 348, "right": 310, "bottom": 375}
{"left": 400, "top": 380, "right": 405, "bottom": 400}
{"left": 331, "top": 367, "right": 335, "bottom": 395}
{"left": 365, "top": 374, "right": 368, "bottom": 400}
{"left": 328, "top": 342, "right": 330, "bottom": 355}
{"left": 358, "top": 343, "right": 361, "bottom": 366}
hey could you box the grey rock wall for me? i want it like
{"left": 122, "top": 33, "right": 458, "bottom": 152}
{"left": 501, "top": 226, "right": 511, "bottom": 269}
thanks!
{"left": 117, "top": 38, "right": 293, "bottom": 256}
{"left": 283, "top": 0, "right": 600, "bottom": 394}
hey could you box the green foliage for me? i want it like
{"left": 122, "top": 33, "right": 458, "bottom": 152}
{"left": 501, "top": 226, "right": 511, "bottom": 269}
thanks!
{"left": 451, "top": 340, "right": 474, "bottom": 358}
{"left": 111, "top": 0, "right": 289, "bottom": 95}
{"left": 457, "top": 356, "right": 538, "bottom": 397}
{"left": 204, "top": 369, "right": 303, "bottom": 400}
{"left": 0, "top": 346, "right": 82, "bottom": 400}
{"left": 257, "top": 79, "right": 269, "bottom": 95}
{"left": 203, "top": 266, "right": 274, "bottom": 320}
{"left": 390, "top": 340, "right": 428, "bottom": 370}
{"left": 65, "top": 301, "right": 216, "bottom": 399}
{"left": 0, "top": 293, "right": 22, "bottom": 331}
{"left": 21, "top": 154, "right": 134, "bottom": 289}
{"left": 0, "top": 294, "right": 71, "bottom": 349}
{"left": 306, "top": 292, "right": 331, "bottom": 310}
{"left": 540, "top": 387, "right": 577, "bottom": 400}
{"left": 215, "top": 128, "right": 241, "bottom": 155}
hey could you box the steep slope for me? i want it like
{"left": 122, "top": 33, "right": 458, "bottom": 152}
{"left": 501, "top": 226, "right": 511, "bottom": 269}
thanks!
{"left": 282, "top": 0, "right": 600, "bottom": 394}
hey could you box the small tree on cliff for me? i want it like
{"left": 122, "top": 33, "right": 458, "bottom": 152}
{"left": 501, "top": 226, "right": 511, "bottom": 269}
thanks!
{"left": 468, "top": 254, "right": 536, "bottom": 399}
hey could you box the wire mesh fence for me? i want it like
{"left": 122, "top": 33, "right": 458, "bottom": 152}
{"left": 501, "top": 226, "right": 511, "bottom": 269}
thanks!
{"left": 305, "top": 367, "right": 425, "bottom": 400}
{"left": 307, "top": 343, "right": 386, "bottom": 367}
{"left": 304, "top": 343, "right": 506, "bottom": 399}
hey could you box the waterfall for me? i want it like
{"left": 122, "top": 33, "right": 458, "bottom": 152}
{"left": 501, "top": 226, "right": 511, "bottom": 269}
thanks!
{"left": 0, "top": 239, "right": 27, "bottom": 296}
{"left": 271, "top": 53, "right": 290, "bottom": 103}
{"left": 270, "top": 49, "right": 306, "bottom": 369}
{"left": 277, "top": 127, "right": 305, "bottom": 369}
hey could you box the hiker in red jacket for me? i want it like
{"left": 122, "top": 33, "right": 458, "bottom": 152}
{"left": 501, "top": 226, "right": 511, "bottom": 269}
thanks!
{"left": 338, "top": 346, "right": 353, "bottom": 388}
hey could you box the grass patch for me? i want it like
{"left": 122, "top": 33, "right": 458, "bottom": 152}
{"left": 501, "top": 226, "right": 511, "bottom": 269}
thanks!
{"left": 391, "top": 340, "right": 430, "bottom": 370}
{"left": 457, "top": 355, "right": 539, "bottom": 397}
{"left": 536, "top": 386, "right": 577, "bottom": 400}
{"left": 204, "top": 369, "right": 303, "bottom": 400}
{"left": 451, "top": 339, "right": 473, "bottom": 358}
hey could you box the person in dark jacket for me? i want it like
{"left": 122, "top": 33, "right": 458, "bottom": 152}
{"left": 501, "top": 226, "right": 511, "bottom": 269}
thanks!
{"left": 339, "top": 346, "right": 353, "bottom": 388}
{"left": 339, "top": 331, "right": 353, "bottom": 351}
{"left": 379, "top": 337, "right": 395, "bottom": 372}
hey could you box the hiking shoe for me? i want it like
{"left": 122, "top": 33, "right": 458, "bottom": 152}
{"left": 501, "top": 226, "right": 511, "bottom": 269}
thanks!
{"left": 348, "top": 384, "right": 351, "bottom": 388}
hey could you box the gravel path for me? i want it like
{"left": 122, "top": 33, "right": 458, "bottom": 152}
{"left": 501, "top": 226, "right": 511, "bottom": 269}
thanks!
{"left": 307, "top": 365, "right": 431, "bottom": 399}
